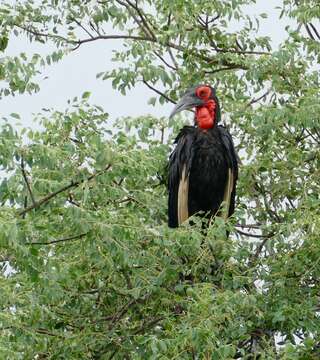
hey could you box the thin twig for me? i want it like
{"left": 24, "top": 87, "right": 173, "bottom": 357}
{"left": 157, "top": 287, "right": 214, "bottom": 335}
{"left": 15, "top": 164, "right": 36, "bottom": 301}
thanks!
{"left": 196, "top": 15, "right": 269, "bottom": 56}
{"left": 287, "top": 198, "right": 296, "bottom": 210}
{"left": 18, "top": 164, "right": 111, "bottom": 216}
{"left": 204, "top": 65, "right": 245, "bottom": 74}
{"left": 153, "top": 51, "right": 177, "bottom": 70}
{"left": 249, "top": 236, "right": 273, "bottom": 265}
{"left": 309, "top": 23, "right": 320, "bottom": 40}
{"left": 36, "top": 328, "right": 64, "bottom": 338}
{"left": 236, "top": 39, "right": 244, "bottom": 51}
{"left": 236, "top": 229, "right": 274, "bottom": 239}
{"left": 142, "top": 79, "right": 176, "bottom": 104}
{"left": 126, "top": 0, "right": 156, "bottom": 40}
{"left": 160, "top": 126, "right": 164, "bottom": 144}
{"left": 235, "top": 223, "right": 262, "bottom": 229}
{"left": 20, "top": 157, "right": 36, "bottom": 207}
{"left": 305, "top": 24, "right": 315, "bottom": 40}
{"left": 132, "top": 316, "right": 163, "bottom": 335}
{"left": 108, "top": 298, "right": 136, "bottom": 330}
{"left": 27, "top": 232, "right": 88, "bottom": 246}
{"left": 15, "top": 24, "right": 72, "bottom": 44}
{"left": 168, "top": 47, "right": 179, "bottom": 70}
{"left": 17, "top": 23, "right": 247, "bottom": 71}
{"left": 89, "top": 21, "right": 102, "bottom": 36}
{"left": 214, "top": 47, "right": 271, "bottom": 56}
{"left": 248, "top": 89, "right": 271, "bottom": 107}
{"left": 71, "top": 17, "right": 94, "bottom": 39}
{"left": 115, "top": 0, "right": 148, "bottom": 37}
{"left": 305, "top": 128, "right": 320, "bottom": 144}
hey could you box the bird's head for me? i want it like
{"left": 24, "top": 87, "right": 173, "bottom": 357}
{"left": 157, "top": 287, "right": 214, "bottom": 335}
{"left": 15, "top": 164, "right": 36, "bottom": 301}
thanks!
{"left": 170, "top": 85, "right": 220, "bottom": 129}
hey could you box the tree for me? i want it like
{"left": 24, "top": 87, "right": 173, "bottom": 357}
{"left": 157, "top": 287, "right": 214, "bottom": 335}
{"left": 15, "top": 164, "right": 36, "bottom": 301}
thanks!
{"left": 0, "top": 0, "right": 320, "bottom": 358}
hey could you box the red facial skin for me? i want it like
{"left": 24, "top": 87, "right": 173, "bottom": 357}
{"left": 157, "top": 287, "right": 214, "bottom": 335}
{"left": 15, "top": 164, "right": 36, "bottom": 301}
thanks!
{"left": 196, "top": 100, "right": 216, "bottom": 129}
{"left": 195, "top": 86, "right": 216, "bottom": 129}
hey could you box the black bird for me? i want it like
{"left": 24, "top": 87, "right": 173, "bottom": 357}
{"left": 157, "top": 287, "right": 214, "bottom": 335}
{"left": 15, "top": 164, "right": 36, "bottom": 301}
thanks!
{"left": 168, "top": 85, "right": 238, "bottom": 228}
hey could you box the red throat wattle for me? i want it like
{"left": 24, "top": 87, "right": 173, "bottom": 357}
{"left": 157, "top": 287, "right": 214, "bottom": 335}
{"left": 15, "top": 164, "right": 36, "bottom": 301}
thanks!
{"left": 196, "top": 100, "right": 216, "bottom": 129}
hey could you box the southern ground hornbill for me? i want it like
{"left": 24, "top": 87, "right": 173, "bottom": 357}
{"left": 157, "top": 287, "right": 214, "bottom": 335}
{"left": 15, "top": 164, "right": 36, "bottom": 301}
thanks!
{"left": 168, "top": 85, "right": 238, "bottom": 228}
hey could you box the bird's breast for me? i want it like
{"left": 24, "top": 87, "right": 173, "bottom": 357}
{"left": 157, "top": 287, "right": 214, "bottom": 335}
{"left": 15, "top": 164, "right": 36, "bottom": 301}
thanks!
{"left": 188, "top": 129, "right": 229, "bottom": 210}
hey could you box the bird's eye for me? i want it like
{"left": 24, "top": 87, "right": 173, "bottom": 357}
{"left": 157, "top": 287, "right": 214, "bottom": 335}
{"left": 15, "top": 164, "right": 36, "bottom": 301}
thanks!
{"left": 196, "top": 86, "right": 211, "bottom": 99}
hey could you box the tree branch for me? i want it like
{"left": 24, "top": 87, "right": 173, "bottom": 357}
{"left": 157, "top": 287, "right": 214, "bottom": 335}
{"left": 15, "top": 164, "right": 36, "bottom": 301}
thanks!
{"left": 18, "top": 164, "right": 111, "bottom": 216}
{"left": 167, "top": 47, "right": 179, "bottom": 70}
{"left": 247, "top": 89, "right": 271, "bottom": 107}
{"left": 305, "top": 24, "right": 316, "bottom": 40}
{"left": 15, "top": 24, "right": 73, "bottom": 44}
{"left": 236, "top": 223, "right": 262, "bottom": 229}
{"left": 236, "top": 229, "right": 274, "bottom": 239}
{"left": 214, "top": 47, "right": 271, "bottom": 56}
{"left": 197, "top": 15, "right": 270, "bottom": 56}
{"left": 71, "top": 17, "right": 94, "bottom": 39}
{"left": 17, "top": 24, "right": 247, "bottom": 71}
{"left": 142, "top": 79, "right": 176, "bottom": 104}
{"left": 27, "top": 232, "right": 88, "bottom": 246}
{"left": 204, "top": 64, "right": 245, "bottom": 74}
{"left": 153, "top": 50, "right": 177, "bottom": 70}
{"left": 309, "top": 23, "right": 320, "bottom": 41}
{"left": 132, "top": 316, "right": 163, "bottom": 335}
{"left": 20, "top": 157, "right": 36, "bottom": 207}
{"left": 249, "top": 235, "right": 274, "bottom": 265}
{"left": 125, "top": 0, "right": 156, "bottom": 40}
{"left": 115, "top": 0, "right": 150, "bottom": 38}
{"left": 36, "top": 328, "right": 64, "bottom": 338}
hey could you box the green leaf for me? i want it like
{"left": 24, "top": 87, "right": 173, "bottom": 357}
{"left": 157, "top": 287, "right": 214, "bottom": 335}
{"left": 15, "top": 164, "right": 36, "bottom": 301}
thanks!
{"left": 10, "top": 113, "right": 20, "bottom": 119}
{"left": 82, "top": 91, "right": 91, "bottom": 99}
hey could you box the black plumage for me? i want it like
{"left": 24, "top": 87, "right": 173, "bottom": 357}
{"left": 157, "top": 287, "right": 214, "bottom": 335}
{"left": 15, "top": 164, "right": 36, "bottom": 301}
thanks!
{"left": 168, "top": 85, "right": 238, "bottom": 228}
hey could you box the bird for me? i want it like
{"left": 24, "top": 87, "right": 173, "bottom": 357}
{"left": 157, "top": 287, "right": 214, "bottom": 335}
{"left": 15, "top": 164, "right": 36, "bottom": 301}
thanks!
{"left": 168, "top": 84, "right": 238, "bottom": 228}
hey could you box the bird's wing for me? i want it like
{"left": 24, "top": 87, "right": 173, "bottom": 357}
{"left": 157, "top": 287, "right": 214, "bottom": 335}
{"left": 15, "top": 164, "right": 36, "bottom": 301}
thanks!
{"left": 168, "top": 126, "right": 195, "bottom": 228}
{"left": 218, "top": 126, "right": 239, "bottom": 218}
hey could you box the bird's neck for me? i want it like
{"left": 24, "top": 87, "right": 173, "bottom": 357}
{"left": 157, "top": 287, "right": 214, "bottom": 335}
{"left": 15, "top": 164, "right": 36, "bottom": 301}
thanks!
{"left": 195, "top": 100, "right": 216, "bottom": 129}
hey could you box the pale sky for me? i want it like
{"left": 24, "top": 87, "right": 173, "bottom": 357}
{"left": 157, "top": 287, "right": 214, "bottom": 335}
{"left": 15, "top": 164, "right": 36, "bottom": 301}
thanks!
{"left": 1, "top": 0, "right": 296, "bottom": 128}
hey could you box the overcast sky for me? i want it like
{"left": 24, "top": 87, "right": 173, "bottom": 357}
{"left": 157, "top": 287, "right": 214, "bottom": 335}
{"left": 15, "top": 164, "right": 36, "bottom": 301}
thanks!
{"left": 1, "top": 0, "right": 295, "bottom": 129}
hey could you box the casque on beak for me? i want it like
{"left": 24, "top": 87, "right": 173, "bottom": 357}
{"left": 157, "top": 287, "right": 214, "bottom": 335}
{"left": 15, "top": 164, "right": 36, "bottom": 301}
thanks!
{"left": 169, "top": 91, "right": 204, "bottom": 119}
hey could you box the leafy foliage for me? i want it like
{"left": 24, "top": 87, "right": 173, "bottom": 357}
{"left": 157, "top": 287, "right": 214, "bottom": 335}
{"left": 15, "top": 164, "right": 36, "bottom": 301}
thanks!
{"left": 1, "top": 0, "right": 320, "bottom": 358}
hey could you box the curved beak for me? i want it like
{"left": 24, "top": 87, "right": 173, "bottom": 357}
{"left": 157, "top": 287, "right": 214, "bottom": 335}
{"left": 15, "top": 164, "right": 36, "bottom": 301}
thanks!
{"left": 169, "top": 93, "right": 203, "bottom": 119}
